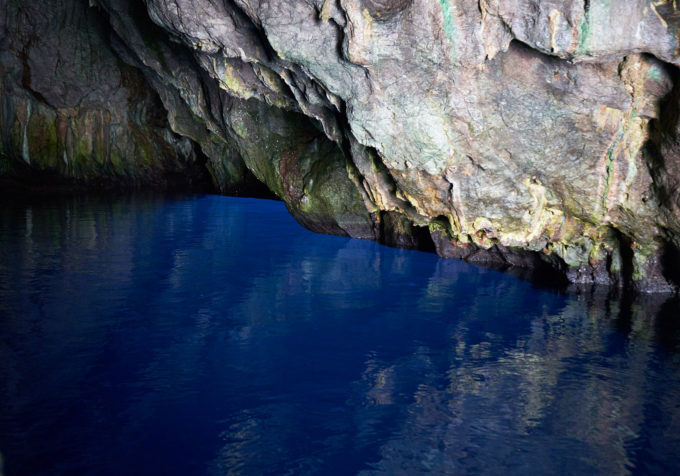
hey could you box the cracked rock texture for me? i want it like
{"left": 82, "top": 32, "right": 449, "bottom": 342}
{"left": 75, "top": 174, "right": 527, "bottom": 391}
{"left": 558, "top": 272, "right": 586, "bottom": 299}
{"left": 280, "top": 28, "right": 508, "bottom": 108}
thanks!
{"left": 3, "top": 0, "right": 680, "bottom": 292}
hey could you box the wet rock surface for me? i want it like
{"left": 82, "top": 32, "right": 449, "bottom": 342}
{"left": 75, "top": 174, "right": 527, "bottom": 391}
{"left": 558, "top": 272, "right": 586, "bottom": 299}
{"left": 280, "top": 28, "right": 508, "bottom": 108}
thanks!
{"left": 2, "top": 0, "right": 680, "bottom": 292}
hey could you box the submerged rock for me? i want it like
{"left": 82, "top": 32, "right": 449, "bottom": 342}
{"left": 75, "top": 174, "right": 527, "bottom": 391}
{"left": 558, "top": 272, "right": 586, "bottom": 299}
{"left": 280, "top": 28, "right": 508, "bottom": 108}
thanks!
{"left": 2, "top": 0, "right": 680, "bottom": 292}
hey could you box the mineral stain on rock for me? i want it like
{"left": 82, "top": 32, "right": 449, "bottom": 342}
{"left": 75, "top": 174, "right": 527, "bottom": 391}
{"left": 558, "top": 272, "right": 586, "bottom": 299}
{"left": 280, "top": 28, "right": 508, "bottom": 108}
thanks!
{"left": 362, "top": 0, "right": 413, "bottom": 21}
{"left": 2, "top": 0, "right": 680, "bottom": 292}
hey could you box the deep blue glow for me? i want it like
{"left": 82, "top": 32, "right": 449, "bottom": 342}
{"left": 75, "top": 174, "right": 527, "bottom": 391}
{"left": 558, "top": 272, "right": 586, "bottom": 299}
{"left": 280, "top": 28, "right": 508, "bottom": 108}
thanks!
{"left": 0, "top": 195, "right": 679, "bottom": 475}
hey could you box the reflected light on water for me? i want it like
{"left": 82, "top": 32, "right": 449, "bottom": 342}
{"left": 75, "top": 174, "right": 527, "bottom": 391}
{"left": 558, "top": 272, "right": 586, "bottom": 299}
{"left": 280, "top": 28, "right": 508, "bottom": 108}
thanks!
{"left": 0, "top": 194, "right": 679, "bottom": 475}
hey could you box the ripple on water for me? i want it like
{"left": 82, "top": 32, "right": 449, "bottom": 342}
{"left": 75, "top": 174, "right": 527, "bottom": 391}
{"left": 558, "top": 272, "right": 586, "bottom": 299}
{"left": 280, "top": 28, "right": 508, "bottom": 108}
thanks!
{"left": 0, "top": 195, "right": 679, "bottom": 475}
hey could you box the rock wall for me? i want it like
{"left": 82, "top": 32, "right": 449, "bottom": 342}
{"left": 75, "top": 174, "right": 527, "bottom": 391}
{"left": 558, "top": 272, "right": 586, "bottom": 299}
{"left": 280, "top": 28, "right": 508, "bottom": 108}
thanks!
{"left": 0, "top": 0, "right": 217, "bottom": 191}
{"left": 2, "top": 0, "right": 680, "bottom": 292}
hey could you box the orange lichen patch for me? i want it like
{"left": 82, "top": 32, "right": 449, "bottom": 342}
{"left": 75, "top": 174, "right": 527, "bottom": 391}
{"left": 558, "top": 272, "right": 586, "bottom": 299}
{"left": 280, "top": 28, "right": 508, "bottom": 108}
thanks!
{"left": 341, "top": 2, "right": 374, "bottom": 66}
{"left": 319, "top": 0, "right": 332, "bottom": 22}
{"left": 548, "top": 9, "right": 562, "bottom": 53}
{"left": 594, "top": 105, "right": 625, "bottom": 132}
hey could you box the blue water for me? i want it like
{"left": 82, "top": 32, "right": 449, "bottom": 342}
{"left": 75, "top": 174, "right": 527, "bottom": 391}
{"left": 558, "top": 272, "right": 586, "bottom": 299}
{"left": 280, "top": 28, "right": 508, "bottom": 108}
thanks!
{"left": 0, "top": 195, "right": 679, "bottom": 475}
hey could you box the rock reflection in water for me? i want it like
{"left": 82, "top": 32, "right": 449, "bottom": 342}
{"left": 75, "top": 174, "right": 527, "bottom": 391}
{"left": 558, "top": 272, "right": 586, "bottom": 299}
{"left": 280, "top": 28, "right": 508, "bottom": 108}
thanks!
{"left": 0, "top": 195, "right": 678, "bottom": 475}
{"left": 359, "top": 288, "right": 680, "bottom": 475}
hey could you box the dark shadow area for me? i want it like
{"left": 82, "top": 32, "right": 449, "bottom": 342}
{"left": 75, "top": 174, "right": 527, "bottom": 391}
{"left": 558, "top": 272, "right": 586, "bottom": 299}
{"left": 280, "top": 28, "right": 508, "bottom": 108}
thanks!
{"left": 620, "top": 292, "right": 680, "bottom": 352}
{"left": 655, "top": 296, "right": 680, "bottom": 353}
{"left": 653, "top": 55, "right": 680, "bottom": 142}
{"left": 643, "top": 55, "right": 680, "bottom": 209}
{"left": 376, "top": 210, "right": 436, "bottom": 253}
{"left": 489, "top": 251, "right": 571, "bottom": 291}
{"left": 430, "top": 226, "right": 571, "bottom": 294}
{"left": 0, "top": 149, "right": 215, "bottom": 197}
{"left": 616, "top": 228, "right": 636, "bottom": 289}
{"left": 611, "top": 288, "right": 635, "bottom": 336}
{"left": 662, "top": 241, "right": 680, "bottom": 289}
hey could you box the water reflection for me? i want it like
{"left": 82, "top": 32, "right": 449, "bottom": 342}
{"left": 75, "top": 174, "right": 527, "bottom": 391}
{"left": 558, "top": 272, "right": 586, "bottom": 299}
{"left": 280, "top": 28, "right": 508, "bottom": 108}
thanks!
{"left": 0, "top": 195, "right": 678, "bottom": 475}
{"left": 361, "top": 291, "right": 680, "bottom": 475}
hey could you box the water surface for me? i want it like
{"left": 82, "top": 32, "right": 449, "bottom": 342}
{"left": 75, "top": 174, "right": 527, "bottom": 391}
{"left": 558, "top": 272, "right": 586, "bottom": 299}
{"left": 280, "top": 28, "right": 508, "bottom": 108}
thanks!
{"left": 1, "top": 195, "right": 679, "bottom": 475}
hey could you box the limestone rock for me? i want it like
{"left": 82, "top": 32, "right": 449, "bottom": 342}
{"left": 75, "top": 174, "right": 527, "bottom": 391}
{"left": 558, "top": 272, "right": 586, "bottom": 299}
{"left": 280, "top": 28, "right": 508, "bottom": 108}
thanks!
{"left": 0, "top": 0, "right": 214, "bottom": 191}
{"left": 3, "top": 0, "right": 680, "bottom": 292}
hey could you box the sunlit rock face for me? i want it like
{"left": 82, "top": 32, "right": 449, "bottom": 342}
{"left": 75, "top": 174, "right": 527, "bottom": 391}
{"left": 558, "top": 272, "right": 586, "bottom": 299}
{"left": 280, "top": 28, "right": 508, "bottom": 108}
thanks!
{"left": 2, "top": 0, "right": 680, "bottom": 291}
